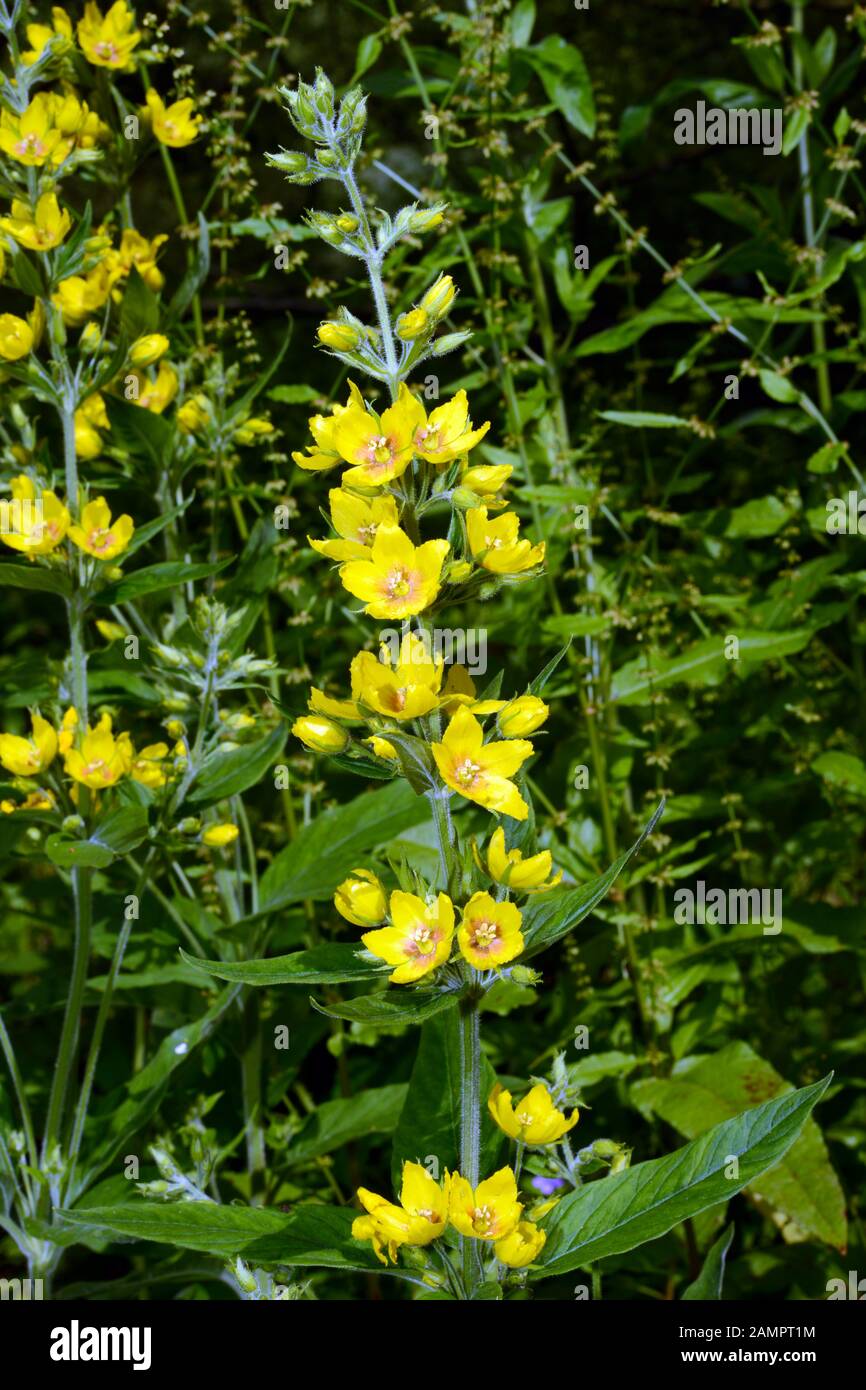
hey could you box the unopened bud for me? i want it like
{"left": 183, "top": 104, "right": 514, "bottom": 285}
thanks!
{"left": 395, "top": 308, "right": 429, "bottom": 341}
{"left": 317, "top": 321, "right": 360, "bottom": 350}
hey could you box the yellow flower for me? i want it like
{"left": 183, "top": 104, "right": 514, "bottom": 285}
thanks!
{"left": 145, "top": 89, "right": 202, "bottom": 147}
{"left": 395, "top": 308, "right": 428, "bottom": 341}
{"left": 0, "top": 314, "right": 34, "bottom": 361}
{"left": 498, "top": 695, "right": 549, "bottom": 737}
{"left": 335, "top": 382, "right": 422, "bottom": 487}
{"left": 1, "top": 788, "right": 56, "bottom": 814}
{"left": 350, "top": 632, "right": 443, "bottom": 721}
{"left": 0, "top": 193, "right": 71, "bottom": 251}
{"left": 0, "top": 483, "right": 69, "bottom": 554}
{"left": 340, "top": 525, "right": 449, "bottom": 620}
{"left": 74, "top": 392, "right": 109, "bottom": 460}
{"left": 0, "top": 712, "right": 58, "bottom": 777}
{"left": 292, "top": 383, "right": 365, "bottom": 472}
{"left": 177, "top": 394, "right": 210, "bottom": 434}
{"left": 364, "top": 734, "right": 397, "bottom": 761}
{"left": 458, "top": 891, "right": 524, "bottom": 970}
{"left": 291, "top": 714, "right": 349, "bottom": 754}
{"left": 63, "top": 713, "right": 133, "bottom": 789}
{"left": 22, "top": 8, "right": 75, "bottom": 64}
{"left": 78, "top": 0, "right": 140, "bottom": 69}
{"left": 494, "top": 1220, "right": 547, "bottom": 1268}
{"left": 362, "top": 890, "right": 454, "bottom": 983}
{"left": 460, "top": 462, "right": 512, "bottom": 497}
{"left": 467, "top": 507, "right": 545, "bottom": 575}
{"left": 52, "top": 262, "right": 119, "bottom": 326}
{"left": 352, "top": 1162, "right": 449, "bottom": 1264}
{"left": 202, "top": 822, "right": 240, "bottom": 848}
{"left": 439, "top": 665, "right": 505, "bottom": 718}
{"left": 307, "top": 687, "right": 361, "bottom": 721}
{"left": 483, "top": 827, "right": 561, "bottom": 893}
{"left": 334, "top": 869, "right": 387, "bottom": 927}
{"left": 129, "top": 333, "right": 169, "bottom": 366}
{"left": 317, "top": 321, "right": 360, "bottom": 351}
{"left": 431, "top": 707, "right": 533, "bottom": 821}
{"left": 410, "top": 389, "right": 490, "bottom": 467}
{"left": 448, "top": 1166, "right": 522, "bottom": 1241}
{"left": 234, "top": 417, "right": 274, "bottom": 446}
{"left": 69, "top": 496, "right": 134, "bottom": 560}
{"left": 95, "top": 619, "right": 126, "bottom": 642}
{"left": 420, "top": 273, "right": 457, "bottom": 318}
{"left": 109, "top": 228, "right": 168, "bottom": 292}
{"left": 134, "top": 361, "right": 178, "bottom": 413}
{"left": 0, "top": 93, "right": 73, "bottom": 166}
{"left": 488, "top": 1082, "right": 578, "bottom": 1145}
{"left": 130, "top": 742, "right": 169, "bottom": 789}
{"left": 308, "top": 488, "right": 399, "bottom": 562}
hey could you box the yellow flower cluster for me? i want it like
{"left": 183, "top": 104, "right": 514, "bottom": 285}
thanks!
{"left": 0, "top": 707, "right": 171, "bottom": 807}
{"left": 352, "top": 1161, "right": 546, "bottom": 1269}
{"left": 0, "top": 90, "right": 107, "bottom": 166}
{"left": 0, "top": 478, "right": 134, "bottom": 561}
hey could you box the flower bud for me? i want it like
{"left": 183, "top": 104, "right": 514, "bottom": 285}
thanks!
{"left": 335, "top": 214, "right": 360, "bottom": 234}
{"left": 266, "top": 149, "right": 309, "bottom": 175}
{"left": 408, "top": 207, "right": 446, "bottom": 233}
{"left": 80, "top": 322, "right": 102, "bottom": 352}
{"left": 432, "top": 331, "right": 471, "bottom": 357}
{"left": 292, "top": 714, "right": 349, "bottom": 754}
{"left": 317, "top": 321, "right": 360, "bottom": 351}
{"left": 334, "top": 868, "right": 387, "bottom": 927}
{"left": 314, "top": 70, "right": 335, "bottom": 118}
{"left": 314, "top": 147, "right": 339, "bottom": 168}
{"left": 129, "top": 333, "right": 169, "bottom": 367}
{"left": 395, "top": 308, "right": 429, "bottom": 341}
{"left": 420, "top": 273, "right": 456, "bottom": 318}
{"left": 202, "top": 822, "right": 240, "bottom": 848}
{"left": 497, "top": 695, "right": 549, "bottom": 737}
{"left": 61, "top": 815, "right": 85, "bottom": 834}
{"left": 166, "top": 718, "right": 186, "bottom": 738}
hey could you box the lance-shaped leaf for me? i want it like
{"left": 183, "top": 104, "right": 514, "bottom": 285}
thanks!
{"left": 682, "top": 1222, "right": 735, "bottom": 1300}
{"left": 180, "top": 942, "right": 391, "bottom": 986}
{"left": 312, "top": 989, "right": 459, "bottom": 1027}
{"left": 521, "top": 800, "right": 664, "bottom": 959}
{"left": 533, "top": 1073, "right": 831, "bottom": 1279}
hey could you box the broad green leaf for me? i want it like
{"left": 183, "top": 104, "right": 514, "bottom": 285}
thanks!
{"left": 534, "top": 1073, "right": 831, "bottom": 1278}
{"left": 258, "top": 780, "right": 431, "bottom": 910}
{"left": 180, "top": 942, "right": 390, "bottom": 986}
{"left": 812, "top": 751, "right": 866, "bottom": 797}
{"left": 45, "top": 835, "right": 114, "bottom": 870}
{"left": 94, "top": 559, "right": 231, "bottom": 605}
{"left": 723, "top": 496, "right": 791, "bottom": 539}
{"left": 0, "top": 563, "right": 70, "bottom": 597}
{"left": 312, "top": 989, "right": 459, "bottom": 1027}
{"left": 104, "top": 395, "right": 173, "bottom": 465}
{"left": 576, "top": 286, "right": 820, "bottom": 358}
{"left": 267, "top": 384, "right": 321, "bottom": 404}
{"left": 611, "top": 630, "right": 814, "bottom": 704}
{"left": 288, "top": 1085, "right": 407, "bottom": 1165}
{"left": 807, "top": 443, "right": 847, "bottom": 475}
{"left": 351, "top": 32, "right": 382, "bottom": 82}
{"left": 631, "top": 1044, "right": 846, "bottom": 1249}
{"left": 390, "top": 1011, "right": 504, "bottom": 1191}
{"left": 523, "top": 36, "right": 595, "bottom": 137}
{"left": 119, "top": 266, "right": 160, "bottom": 339}
{"left": 682, "top": 1222, "right": 734, "bottom": 1300}
{"left": 189, "top": 726, "right": 286, "bottom": 805}
{"left": 522, "top": 801, "right": 664, "bottom": 959}
{"left": 759, "top": 369, "right": 800, "bottom": 404}
{"left": 48, "top": 807, "right": 150, "bottom": 869}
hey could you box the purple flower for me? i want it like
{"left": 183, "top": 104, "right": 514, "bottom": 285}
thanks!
{"left": 531, "top": 1176, "right": 565, "bottom": 1196}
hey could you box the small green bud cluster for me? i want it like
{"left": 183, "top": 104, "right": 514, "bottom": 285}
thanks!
{"left": 267, "top": 69, "right": 367, "bottom": 185}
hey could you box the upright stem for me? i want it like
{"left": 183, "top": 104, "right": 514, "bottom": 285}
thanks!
{"left": 458, "top": 995, "right": 482, "bottom": 1294}
{"left": 792, "top": 4, "right": 832, "bottom": 417}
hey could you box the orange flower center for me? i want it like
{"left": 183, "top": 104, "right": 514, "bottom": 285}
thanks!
{"left": 95, "top": 41, "right": 120, "bottom": 61}
{"left": 363, "top": 435, "right": 395, "bottom": 471}
{"left": 454, "top": 757, "right": 481, "bottom": 788}
{"left": 386, "top": 566, "right": 414, "bottom": 599}
{"left": 16, "top": 134, "right": 46, "bottom": 156}
{"left": 357, "top": 522, "right": 377, "bottom": 544}
{"left": 471, "top": 917, "right": 499, "bottom": 949}
{"left": 408, "top": 923, "right": 435, "bottom": 956}
{"left": 472, "top": 1204, "right": 495, "bottom": 1235}
{"left": 88, "top": 527, "right": 115, "bottom": 554}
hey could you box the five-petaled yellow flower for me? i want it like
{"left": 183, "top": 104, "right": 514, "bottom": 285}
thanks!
{"left": 1, "top": 476, "right": 70, "bottom": 554}
{"left": 69, "top": 497, "right": 134, "bottom": 560}
{"left": 335, "top": 382, "right": 419, "bottom": 487}
{"left": 0, "top": 93, "right": 71, "bottom": 166}
{"left": 458, "top": 891, "right": 524, "bottom": 970}
{"left": 0, "top": 193, "right": 71, "bottom": 251}
{"left": 309, "top": 488, "right": 400, "bottom": 562}
{"left": 130, "top": 743, "right": 169, "bottom": 789}
{"left": 22, "top": 7, "right": 74, "bottom": 65}
{"left": 0, "top": 711, "right": 58, "bottom": 777}
{"left": 448, "top": 1166, "right": 523, "bottom": 1241}
{"left": 340, "top": 525, "right": 449, "bottom": 620}
{"left": 352, "top": 1161, "right": 449, "bottom": 1265}
{"left": 410, "top": 389, "right": 490, "bottom": 467}
{"left": 362, "top": 890, "right": 454, "bottom": 983}
{"left": 145, "top": 89, "right": 202, "bottom": 148}
{"left": 350, "top": 631, "right": 443, "bottom": 721}
{"left": 488, "top": 1082, "right": 578, "bottom": 1145}
{"left": 292, "top": 383, "right": 365, "bottom": 472}
{"left": 431, "top": 706, "right": 533, "bottom": 821}
{"left": 466, "top": 507, "right": 545, "bottom": 575}
{"left": 78, "top": 1, "right": 140, "bottom": 69}
{"left": 482, "top": 826, "right": 561, "bottom": 893}
{"left": 63, "top": 713, "right": 133, "bottom": 788}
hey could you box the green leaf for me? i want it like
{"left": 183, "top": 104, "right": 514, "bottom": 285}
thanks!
{"left": 534, "top": 1073, "right": 831, "bottom": 1279}
{"left": 119, "top": 266, "right": 160, "bottom": 339}
{"left": 312, "top": 989, "right": 459, "bottom": 1027}
{"left": 812, "top": 751, "right": 866, "bottom": 797}
{"left": 259, "top": 780, "right": 431, "bottom": 910}
{"left": 93, "top": 558, "right": 232, "bottom": 605}
{"left": 682, "top": 1223, "right": 734, "bottom": 1300}
{"left": 759, "top": 369, "right": 801, "bottom": 404}
{"left": 180, "top": 942, "right": 391, "bottom": 986}
{"left": 522, "top": 801, "right": 664, "bottom": 958}
{"left": 104, "top": 395, "right": 173, "bottom": 465}
{"left": 166, "top": 212, "right": 210, "bottom": 325}
{"left": 611, "top": 630, "right": 815, "bottom": 704}
{"left": 631, "top": 1044, "right": 846, "bottom": 1249}
{"left": 267, "top": 384, "right": 321, "bottom": 404}
{"left": 44, "top": 835, "right": 115, "bottom": 870}
{"left": 599, "top": 410, "right": 690, "bottom": 430}
{"left": 807, "top": 442, "right": 847, "bottom": 475}
{"left": 351, "top": 32, "right": 382, "bottom": 82}
{"left": 189, "top": 726, "right": 286, "bottom": 806}
{"left": 0, "top": 563, "right": 70, "bottom": 597}
{"left": 390, "top": 1011, "right": 505, "bottom": 1191}
{"left": 288, "top": 1085, "right": 407, "bottom": 1165}
{"left": 523, "top": 36, "right": 595, "bottom": 138}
